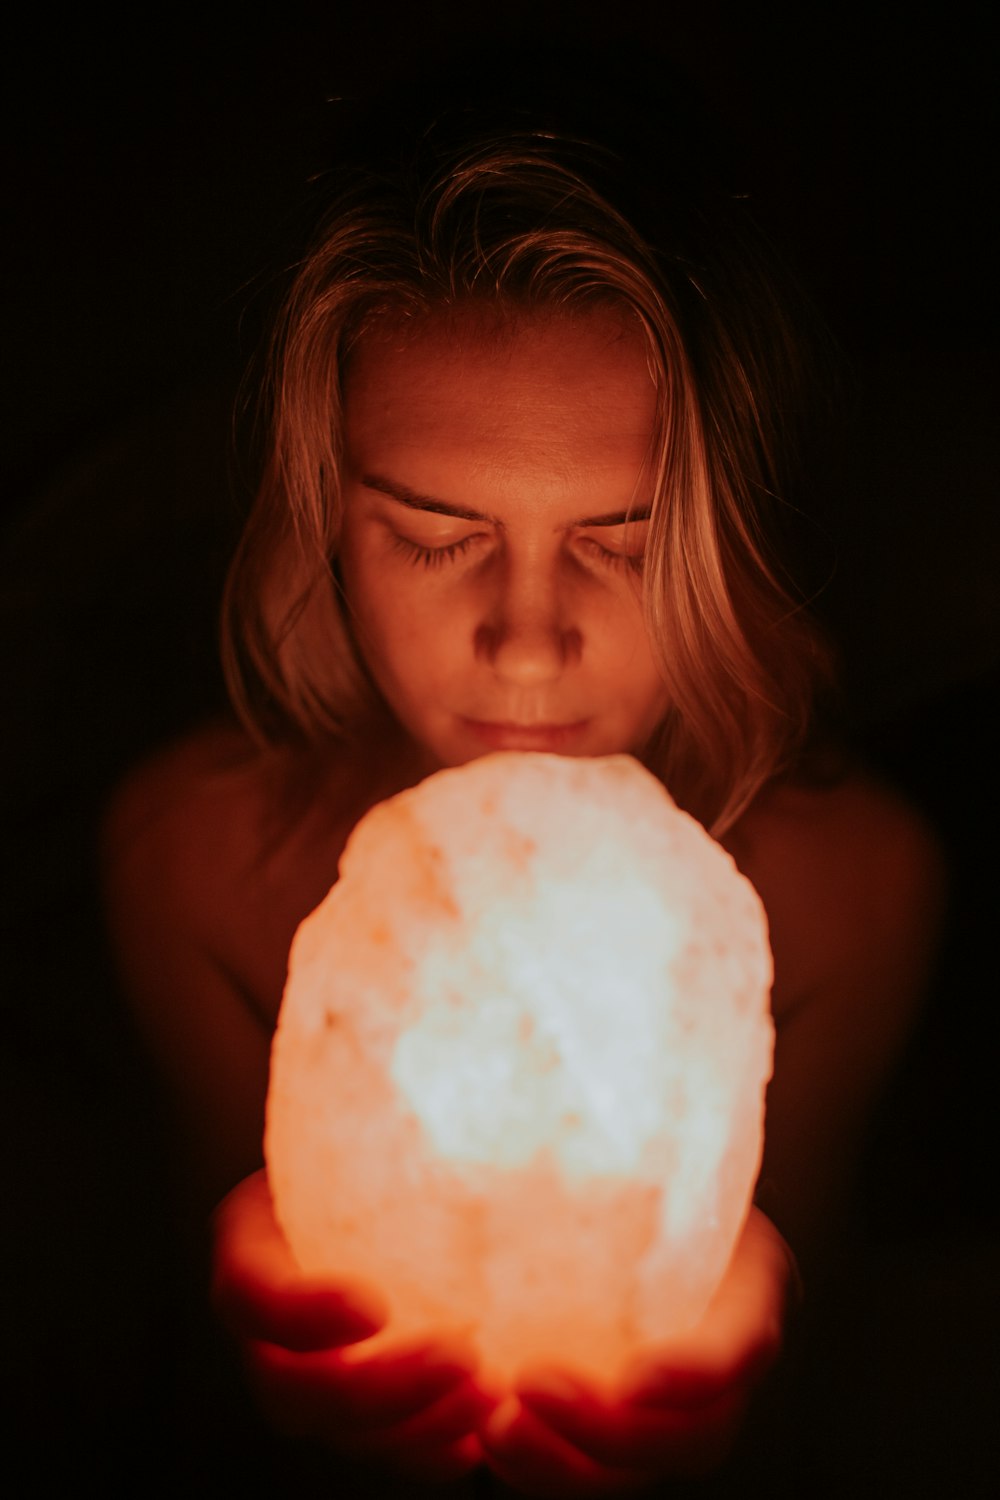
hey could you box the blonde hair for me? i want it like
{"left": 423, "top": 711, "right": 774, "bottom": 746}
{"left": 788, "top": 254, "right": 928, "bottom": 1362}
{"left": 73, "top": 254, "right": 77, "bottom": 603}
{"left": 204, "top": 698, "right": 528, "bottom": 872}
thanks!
{"left": 223, "top": 125, "right": 837, "bottom": 833}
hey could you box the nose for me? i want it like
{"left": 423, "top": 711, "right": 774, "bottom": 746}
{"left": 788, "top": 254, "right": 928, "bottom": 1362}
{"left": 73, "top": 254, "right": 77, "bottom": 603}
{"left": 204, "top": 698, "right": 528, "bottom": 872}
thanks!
{"left": 474, "top": 559, "right": 582, "bottom": 686}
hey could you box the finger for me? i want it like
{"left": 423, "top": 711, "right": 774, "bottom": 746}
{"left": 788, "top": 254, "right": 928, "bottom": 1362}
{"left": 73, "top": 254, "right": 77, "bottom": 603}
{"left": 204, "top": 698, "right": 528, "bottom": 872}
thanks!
{"left": 381, "top": 1372, "right": 496, "bottom": 1450}
{"left": 348, "top": 1373, "right": 496, "bottom": 1466}
{"left": 249, "top": 1340, "right": 493, "bottom": 1483}
{"left": 482, "top": 1395, "right": 649, "bottom": 1498}
{"left": 246, "top": 1332, "right": 478, "bottom": 1436}
{"left": 517, "top": 1370, "right": 746, "bottom": 1474}
{"left": 378, "top": 1433, "right": 486, "bottom": 1486}
{"left": 212, "top": 1170, "right": 386, "bottom": 1348}
{"left": 621, "top": 1209, "right": 789, "bottom": 1407}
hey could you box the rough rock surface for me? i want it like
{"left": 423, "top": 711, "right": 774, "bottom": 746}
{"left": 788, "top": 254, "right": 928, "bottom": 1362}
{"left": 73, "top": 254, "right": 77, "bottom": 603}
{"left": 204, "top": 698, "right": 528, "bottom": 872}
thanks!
{"left": 266, "top": 752, "right": 773, "bottom": 1385}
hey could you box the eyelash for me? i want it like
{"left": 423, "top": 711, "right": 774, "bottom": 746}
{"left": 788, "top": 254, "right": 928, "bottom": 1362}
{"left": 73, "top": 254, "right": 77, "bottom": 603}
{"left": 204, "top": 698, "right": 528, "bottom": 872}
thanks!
{"left": 391, "top": 534, "right": 480, "bottom": 569}
{"left": 390, "top": 533, "right": 645, "bottom": 573}
{"left": 579, "top": 536, "right": 645, "bottom": 574}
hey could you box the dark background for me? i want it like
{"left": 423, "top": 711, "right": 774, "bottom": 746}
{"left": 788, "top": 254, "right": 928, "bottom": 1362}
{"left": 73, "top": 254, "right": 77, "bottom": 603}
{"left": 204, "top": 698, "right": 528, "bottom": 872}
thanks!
{"left": 2, "top": 3, "right": 997, "bottom": 1494}
{"left": 5, "top": 2, "right": 998, "bottom": 709}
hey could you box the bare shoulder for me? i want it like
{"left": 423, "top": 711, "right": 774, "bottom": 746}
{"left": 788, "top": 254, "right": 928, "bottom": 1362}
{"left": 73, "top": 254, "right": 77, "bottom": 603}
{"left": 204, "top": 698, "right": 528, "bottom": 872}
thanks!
{"left": 726, "top": 769, "right": 948, "bottom": 1253}
{"left": 102, "top": 717, "right": 266, "bottom": 884}
{"left": 102, "top": 720, "right": 275, "bottom": 953}
{"left": 101, "top": 720, "right": 367, "bottom": 1198}
{"left": 101, "top": 720, "right": 355, "bottom": 1017}
{"left": 726, "top": 767, "right": 948, "bottom": 1022}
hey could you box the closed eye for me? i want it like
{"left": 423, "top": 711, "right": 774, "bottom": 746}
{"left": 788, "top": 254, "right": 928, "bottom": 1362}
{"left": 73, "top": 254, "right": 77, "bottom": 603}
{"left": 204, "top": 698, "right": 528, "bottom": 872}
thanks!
{"left": 390, "top": 533, "right": 482, "bottom": 569}
{"left": 577, "top": 523, "right": 648, "bottom": 573}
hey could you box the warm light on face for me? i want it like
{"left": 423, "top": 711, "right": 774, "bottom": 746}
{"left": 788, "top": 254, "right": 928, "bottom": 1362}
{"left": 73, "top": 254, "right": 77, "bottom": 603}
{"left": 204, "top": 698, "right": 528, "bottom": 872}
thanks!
{"left": 265, "top": 753, "right": 774, "bottom": 1387}
{"left": 336, "top": 306, "right": 669, "bottom": 771}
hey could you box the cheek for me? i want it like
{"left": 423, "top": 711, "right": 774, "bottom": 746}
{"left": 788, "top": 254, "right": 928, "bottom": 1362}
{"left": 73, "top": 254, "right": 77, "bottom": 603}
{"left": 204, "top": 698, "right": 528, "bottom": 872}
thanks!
{"left": 595, "top": 593, "right": 656, "bottom": 668}
{"left": 340, "top": 532, "right": 402, "bottom": 633}
{"left": 354, "top": 570, "right": 464, "bottom": 683}
{"left": 609, "top": 617, "right": 668, "bottom": 716}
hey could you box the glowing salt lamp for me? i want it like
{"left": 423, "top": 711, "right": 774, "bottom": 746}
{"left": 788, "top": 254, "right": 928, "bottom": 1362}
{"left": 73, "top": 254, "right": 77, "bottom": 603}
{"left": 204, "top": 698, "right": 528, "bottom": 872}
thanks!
{"left": 265, "top": 752, "right": 773, "bottom": 1386}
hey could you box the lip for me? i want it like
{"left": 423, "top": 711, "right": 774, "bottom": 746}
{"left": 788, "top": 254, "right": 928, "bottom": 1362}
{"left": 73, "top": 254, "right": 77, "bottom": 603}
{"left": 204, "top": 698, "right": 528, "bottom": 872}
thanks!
{"left": 462, "top": 720, "right": 590, "bottom": 753}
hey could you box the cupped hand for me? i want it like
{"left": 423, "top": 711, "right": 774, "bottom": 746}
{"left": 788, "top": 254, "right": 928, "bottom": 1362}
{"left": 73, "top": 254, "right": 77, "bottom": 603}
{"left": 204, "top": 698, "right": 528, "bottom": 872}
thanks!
{"left": 480, "top": 1208, "right": 796, "bottom": 1497}
{"left": 211, "top": 1170, "right": 496, "bottom": 1482}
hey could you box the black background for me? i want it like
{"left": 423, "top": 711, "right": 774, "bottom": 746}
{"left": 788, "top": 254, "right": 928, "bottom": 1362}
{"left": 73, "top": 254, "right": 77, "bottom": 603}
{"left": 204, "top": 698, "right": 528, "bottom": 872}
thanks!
{"left": 5, "top": 2, "right": 998, "bottom": 715}
{"left": 3, "top": 3, "right": 996, "bottom": 496}
{"left": 2, "top": 3, "right": 997, "bottom": 1494}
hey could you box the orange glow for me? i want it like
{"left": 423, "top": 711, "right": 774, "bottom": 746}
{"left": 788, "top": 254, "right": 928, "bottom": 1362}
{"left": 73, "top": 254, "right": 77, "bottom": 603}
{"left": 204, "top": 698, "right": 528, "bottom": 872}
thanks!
{"left": 265, "top": 753, "right": 773, "bottom": 1386}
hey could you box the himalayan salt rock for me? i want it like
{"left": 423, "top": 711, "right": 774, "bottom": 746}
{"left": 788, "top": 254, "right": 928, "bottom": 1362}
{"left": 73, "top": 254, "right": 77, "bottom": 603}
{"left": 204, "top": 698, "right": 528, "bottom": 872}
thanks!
{"left": 265, "top": 752, "right": 773, "bottom": 1386}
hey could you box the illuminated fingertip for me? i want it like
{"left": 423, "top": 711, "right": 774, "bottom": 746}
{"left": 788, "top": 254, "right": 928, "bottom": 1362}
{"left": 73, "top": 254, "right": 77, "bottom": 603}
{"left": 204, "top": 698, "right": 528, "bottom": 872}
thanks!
{"left": 482, "top": 1394, "right": 522, "bottom": 1447}
{"left": 334, "top": 1307, "right": 385, "bottom": 1341}
{"left": 315, "top": 1275, "right": 389, "bottom": 1328}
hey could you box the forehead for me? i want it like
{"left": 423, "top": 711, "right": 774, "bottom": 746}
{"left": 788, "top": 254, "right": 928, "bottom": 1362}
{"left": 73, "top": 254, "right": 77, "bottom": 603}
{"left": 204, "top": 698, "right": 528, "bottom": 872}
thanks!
{"left": 342, "top": 304, "right": 658, "bottom": 481}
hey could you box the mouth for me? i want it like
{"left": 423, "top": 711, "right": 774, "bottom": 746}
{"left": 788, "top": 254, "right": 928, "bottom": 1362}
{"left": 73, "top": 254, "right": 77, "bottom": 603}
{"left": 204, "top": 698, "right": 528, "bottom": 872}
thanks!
{"left": 462, "top": 720, "right": 590, "bottom": 753}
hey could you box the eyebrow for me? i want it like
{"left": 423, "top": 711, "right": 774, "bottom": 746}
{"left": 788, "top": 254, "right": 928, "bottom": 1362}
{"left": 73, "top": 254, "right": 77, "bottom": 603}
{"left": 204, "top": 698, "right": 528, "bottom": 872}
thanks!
{"left": 360, "top": 473, "right": 651, "bottom": 528}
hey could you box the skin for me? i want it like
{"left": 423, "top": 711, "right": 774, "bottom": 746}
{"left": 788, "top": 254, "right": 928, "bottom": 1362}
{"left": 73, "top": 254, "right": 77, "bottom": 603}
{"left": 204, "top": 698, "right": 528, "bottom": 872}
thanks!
{"left": 337, "top": 306, "right": 668, "bottom": 770}
{"left": 103, "top": 306, "right": 947, "bottom": 1495}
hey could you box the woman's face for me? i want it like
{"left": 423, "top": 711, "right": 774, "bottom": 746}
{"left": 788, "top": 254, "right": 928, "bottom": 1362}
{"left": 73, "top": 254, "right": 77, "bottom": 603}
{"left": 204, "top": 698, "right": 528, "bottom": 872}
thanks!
{"left": 338, "top": 304, "right": 669, "bottom": 771}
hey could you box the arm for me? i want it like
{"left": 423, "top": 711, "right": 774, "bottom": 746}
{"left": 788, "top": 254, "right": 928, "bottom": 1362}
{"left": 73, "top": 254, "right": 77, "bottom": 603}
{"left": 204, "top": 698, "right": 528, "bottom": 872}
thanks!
{"left": 100, "top": 733, "right": 491, "bottom": 1480}
{"left": 753, "top": 773, "right": 948, "bottom": 1267}
{"left": 101, "top": 740, "right": 273, "bottom": 1209}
